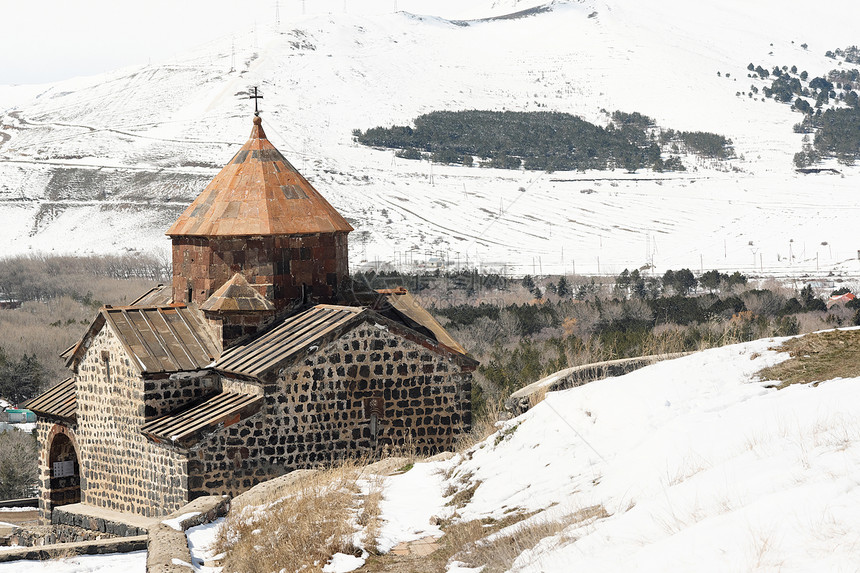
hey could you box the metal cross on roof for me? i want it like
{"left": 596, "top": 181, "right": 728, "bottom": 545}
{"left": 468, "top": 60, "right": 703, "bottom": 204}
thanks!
{"left": 250, "top": 86, "right": 263, "bottom": 116}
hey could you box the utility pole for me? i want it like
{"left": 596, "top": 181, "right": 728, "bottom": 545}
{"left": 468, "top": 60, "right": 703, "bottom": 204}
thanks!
{"left": 230, "top": 37, "right": 236, "bottom": 72}
{"left": 646, "top": 232, "right": 650, "bottom": 269}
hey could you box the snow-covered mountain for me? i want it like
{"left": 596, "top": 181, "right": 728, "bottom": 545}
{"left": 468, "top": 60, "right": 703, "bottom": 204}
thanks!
{"left": 2, "top": 0, "right": 860, "bottom": 277}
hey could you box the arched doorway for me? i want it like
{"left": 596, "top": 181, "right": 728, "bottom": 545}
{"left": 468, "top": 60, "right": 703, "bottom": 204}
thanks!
{"left": 48, "top": 432, "right": 80, "bottom": 507}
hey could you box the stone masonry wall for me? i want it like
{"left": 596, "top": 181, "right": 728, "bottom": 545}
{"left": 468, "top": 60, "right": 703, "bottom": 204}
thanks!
{"left": 144, "top": 373, "right": 218, "bottom": 419}
{"left": 75, "top": 326, "right": 189, "bottom": 517}
{"left": 10, "top": 524, "right": 116, "bottom": 547}
{"left": 186, "top": 411, "right": 276, "bottom": 501}
{"left": 205, "top": 312, "right": 276, "bottom": 352}
{"left": 172, "top": 233, "right": 349, "bottom": 312}
{"left": 185, "top": 318, "right": 471, "bottom": 499}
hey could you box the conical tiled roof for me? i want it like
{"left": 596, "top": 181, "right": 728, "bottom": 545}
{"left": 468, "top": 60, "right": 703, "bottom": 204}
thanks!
{"left": 167, "top": 117, "right": 353, "bottom": 237}
{"left": 201, "top": 273, "right": 275, "bottom": 312}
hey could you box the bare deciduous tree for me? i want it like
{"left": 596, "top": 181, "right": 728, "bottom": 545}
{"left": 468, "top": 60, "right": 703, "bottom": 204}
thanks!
{"left": 0, "top": 429, "right": 38, "bottom": 499}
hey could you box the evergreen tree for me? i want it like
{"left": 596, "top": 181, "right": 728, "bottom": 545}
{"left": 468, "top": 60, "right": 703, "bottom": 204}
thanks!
{"left": 673, "top": 268, "right": 698, "bottom": 295}
{"left": 726, "top": 271, "right": 748, "bottom": 287}
{"left": 662, "top": 270, "right": 675, "bottom": 292}
{"left": 629, "top": 269, "right": 647, "bottom": 298}
{"left": 0, "top": 351, "right": 44, "bottom": 406}
{"left": 799, "top": 284, "right": 826, "bottom": 311}
{"left": 556, "top": 276, "right": 571, "bottom": 297}
{"left": 615, "top": 269, "right": 631, "bottom": 292}
{"left": 700, "top": 270, "right": 724, "bottom": 292}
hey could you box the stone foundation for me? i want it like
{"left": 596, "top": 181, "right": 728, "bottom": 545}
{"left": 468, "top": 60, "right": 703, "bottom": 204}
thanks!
{"left": 8, "top": 524, "right": 116, "bottom": 547}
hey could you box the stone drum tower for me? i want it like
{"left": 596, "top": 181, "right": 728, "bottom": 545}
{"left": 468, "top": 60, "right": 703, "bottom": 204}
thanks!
{"left": 167, "top": 116, "right": 353, "bottom": 315}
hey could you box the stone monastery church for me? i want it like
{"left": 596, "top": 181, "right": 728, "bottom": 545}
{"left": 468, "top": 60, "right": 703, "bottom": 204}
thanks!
{"left": 26, "top": 115, "right": 476, "bottom": 519}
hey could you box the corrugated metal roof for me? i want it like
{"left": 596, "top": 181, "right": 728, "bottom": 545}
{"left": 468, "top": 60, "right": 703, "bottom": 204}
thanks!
{"left": 216, "top": 305, "right": 364, "bottom": 378}
{"left": 166, "top": 116, "right": 353, "bottom": 237}
{"left": 102, "top": 306, "right": 220, "bottom": 374}
{"left": 140, "top": 391, "right": 263, "bottom": 446}
{"left": 24, "top": 377, "right": 76, "bottom": 419}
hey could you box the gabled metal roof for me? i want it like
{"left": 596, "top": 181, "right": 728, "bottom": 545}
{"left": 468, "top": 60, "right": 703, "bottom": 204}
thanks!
{"left": 67, "top": 305, "right": 220, "bottom": 375}
{"left": 377, "top": 290, "right": 468, "bottom": 355}
{"left": 130, "top": 284, "right": 172, "bottom": 306}
{"left": 24, "top": 377, "right": 76, "bottom": 419}
{"left": 216, "top": 304, "right": 364, "bottom": 378}
{"left": 141, "top": 391, "right": 263, "bottom": 447}
{"left": 166, "top": 116, "right": 353, "bottom": 237}
{"left": 101, "top": 306, "right": 220, "bottom": 374}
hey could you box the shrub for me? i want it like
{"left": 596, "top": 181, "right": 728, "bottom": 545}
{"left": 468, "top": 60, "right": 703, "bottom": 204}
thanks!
{"left": 395, "top": 147, "right": 423, "bottom": 160}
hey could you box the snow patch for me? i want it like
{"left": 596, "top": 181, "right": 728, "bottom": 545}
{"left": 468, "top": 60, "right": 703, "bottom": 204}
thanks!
{"left": 162, "top": 511, "right": 201, "bottom": 531}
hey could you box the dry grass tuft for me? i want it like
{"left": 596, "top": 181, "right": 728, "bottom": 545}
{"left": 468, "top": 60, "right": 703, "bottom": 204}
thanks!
{"left": 528, "top": 385, "right": 549, "bottom": 409}
{"left": 460, "top": 397, "right": 505, "bottom": 450}
{"left": 215, "top": 462, "right": 366, "bottom": 573}
{"left": 445, "top": 480, "right": 482, "bottom": 509}
{"left": 448, "top": 505, "right": 608, "bottom": 573}
{"left": 359, "top": 475, "right": 385, "bottom": 555}
{"left": 757, "top": 329, "right": 860, "bottom": 388}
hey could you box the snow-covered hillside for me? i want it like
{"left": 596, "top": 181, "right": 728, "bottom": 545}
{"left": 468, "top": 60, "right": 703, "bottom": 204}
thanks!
{"left": 378, "top": 333, "right": 860, "bottom": 572}
{"left": 2, "top": 0, "right": 860, "bottom": 277}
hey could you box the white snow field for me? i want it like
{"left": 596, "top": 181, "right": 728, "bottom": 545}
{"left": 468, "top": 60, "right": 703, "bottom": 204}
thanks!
{"left": 0, "top": 550, "right": 145, "bottom": 572}
{"left": 379, "top": 333, "right": 860, "bottom": 572}
{"left": 1, "top": 0, "right": 860, "bottom": 277}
